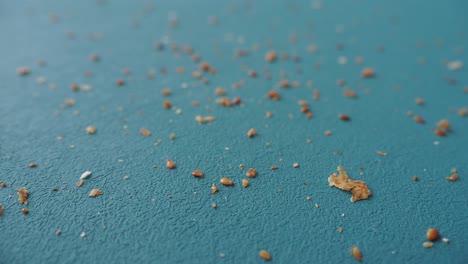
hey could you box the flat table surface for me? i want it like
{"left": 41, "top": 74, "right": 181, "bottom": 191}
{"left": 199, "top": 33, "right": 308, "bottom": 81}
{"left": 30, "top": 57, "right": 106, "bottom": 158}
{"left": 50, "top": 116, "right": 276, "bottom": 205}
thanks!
{"left": 1, "top": 0, "right": 467, "bottom": 263}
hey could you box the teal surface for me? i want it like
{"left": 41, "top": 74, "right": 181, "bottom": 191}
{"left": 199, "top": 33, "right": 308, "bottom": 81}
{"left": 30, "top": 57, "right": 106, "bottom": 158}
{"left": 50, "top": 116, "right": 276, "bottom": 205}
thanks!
{"left": 1, "top": 0, "right": 467, "bottom": 263}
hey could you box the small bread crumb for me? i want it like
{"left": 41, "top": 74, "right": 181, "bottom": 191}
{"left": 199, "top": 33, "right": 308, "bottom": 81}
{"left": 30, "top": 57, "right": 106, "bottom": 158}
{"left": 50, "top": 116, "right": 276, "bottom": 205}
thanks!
{"left": 247, "top": 128, "right": 257, "bottom": 138}
{"left": 192, "top": 170, "right": 203, "bottom": 178}
{"left": 89, "top": 189, "right": 102, "bottom": 197}
{"left": 166, "top": 160, "right": 176, "bottom": 170}
{"left": 422, "top": 242, "right": 433, "bottom": 248}
{"left": 259, "top": 250, "right": 272, "bottom": 261}
{"left": 242, "top": 179, "right": 250, "bottom": 188}
{"left": 245, "top": 168, "right": 257, "bottom": 178}
{"left": 220, "top": 177, "right": 234, "bottom": 186}
{"left": 211, "top": 183, "right": 218, "bottom": 194}
{"left": 140, "top": 128, "right": 152, "bottom": 137}
{"left": 0, "top": 204, "right": 3, "bottom": 216}
{"left": 80, "top": 171, "right": 92, "bottom": 180}
{"left": 86, "top": 126, "right": 97, "bottom": 134}
{"left": 446, "top": 168, "right": 459, "bottom": 182}
{"left": 17, "top": 187, "right": 29, "bottom": 205}
{"left": 76, "top": 180, "right": 84, "bottom": 187}
{"left": 350, "top": 246, "right": 362, "bottom": 261}
{"left": 328, "top": 166, "right": 372, "bottom": 202}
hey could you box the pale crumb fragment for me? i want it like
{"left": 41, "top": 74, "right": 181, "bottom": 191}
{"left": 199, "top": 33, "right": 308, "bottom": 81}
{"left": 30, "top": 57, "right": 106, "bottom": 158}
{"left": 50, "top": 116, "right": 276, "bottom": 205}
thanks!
{"left": 259, "top": 250, "right": 272, "bottom": 261}
{"left": 242, "top": 179, "right": 250, "bottom": 188}
{"left": 76, "top": 180, "right": 84, "bottom": 187}
{"left": 377, "top": 150, "right": 387, "bottom": 156}
{"left": 55, "top": 229, "right": 61, "bottom": 236}
{"left": 211, "top": 183, "right": 218, "bottom": 194}
{"left": 195, "top": 115, "right": 216, "bottom": 124}
{"left": 211, "top": 203, "right": 217, "bottom": 208}
{"left": 80, "top": 171, "right": 92, "bottom": 179}
{"left": 17, "top": 187, "right": 29, "bottom": 205}
{"left": 89, "top": 189, "right": 102, "bottom": 197}
{"left": 350, "top": 246, "right": 362, "bottom": 261}
{"left": 80, "top": 232, "right": 87, "bottom": 239}
{"left": 422, "top": 242, "right": 433, "bottom": 248}
{"left": 239, "top": 164, "right": 244, "bottom": 170}
{"left": 337, "top": 227, "right": 343, "bottom": 233}
{"left": 306, "top": 196, "right": 311, "bottom": 201}
{"left": 442, "top": 238, "right": 449, "bottom": 244}
{"left": 293, "top": 163, "right": 299, "bottom": 168}
{"left": 328, "top": 166, "right": 372, "bottom": 202}
{"left": 86, "top": 126, "right": 97, "bottom": 134}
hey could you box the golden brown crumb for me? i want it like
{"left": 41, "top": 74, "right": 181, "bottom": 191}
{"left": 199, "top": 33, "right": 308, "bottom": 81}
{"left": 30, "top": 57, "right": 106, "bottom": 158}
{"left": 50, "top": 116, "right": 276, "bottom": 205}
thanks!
{"left": 220, "top": 177, "right": 234, "bottom": 186}
{"left": 86, "top": 126, "right": 97, "bottom": 134}
{"left": 169, "top": 133, "right": 176, "bottom": 140}
{"left": 324, "top": 130, "right": 332, "bottom": 136}
{"left": 339, "top": 114, "right": 350, "bottom": 121}
{"left": 76, "top": 179, "right": 84, "bottom": 187}
{"left": 216, "top": 97, "right": 233, "bottom": 107}
{"left": 116, "top": 79, "right": 125, "bottom": 86}
{"left": 436, "top": 119, "right": 450, "bottom": 132}
{"left": 361, "top": 68, "right": 375, "bottom": 78}
{"left": 426, "top": 228, "right": 439, "bottom": 241}
{"left": 350, "top": 246, "right": 362, "bottom": 261}
{"left": 267, "top": 90, "right": 281, "bottom": 100}
{"left": 17, "top": 187, "right": 29, "bottom": 205}
{"left": 161, "top": 88, "right": 172, "bottom": 96}
{"left": 376, "top": 150, "right": 387, "bottom": 156}
{"left": 413, "top": 176, "right": 418, "bottom": 181}
{"left": 89, "top": 189, "right": 102, "bottom": 197}
{"left": 247, "top": 128, "right": 257, "bottom": 138}
{"left": 293, "top": 163, "right": 299, "bottom": 168}
{"left": 211, "top": 183, "right": 218, "bottom": 194}
{"left": 139, "top": 128, "right": 151, "bottom": 137}
{"left": 413, "top": 115, "right": 425, "bottom": 124}
{"left": 0, "top": 182, "right": 5, "bottom": 188}
{"left": 28, "top": 162, "right": 37, "bottom": 168}
{"left": 242, "top": 179, "right": 250, "bottom": 188}
{"left": 0, "top": 204, "right": 3, "bottom": 216}
{"left": 195, "top": 115, "right": 216, "bottom": 124}
{"left": 163, "top": 100, "right": 172, "bottom": 109}
{"left": 192, "top": 170, "right": 203, "bottom": 178}
{"left": 211, "top": 203, "right": 217, "bottom": 208}
{"left": 271, "top": 165, "right": 278, "bottom": 170}
{"left": 265, "top": 50, "right": 277, "bottom": 63}
{"left": 446, "top": 168, "right": 458, "bottom": 182}
{"left": 259, "top": 250, "right": 272, "bottom": 261}
{"left": 422, "top": 242, "right": 433, "bottom": 248}
{"left": 344, "top": 89, "right": 357, "bottom": 98}
{"left": 266, "top": 111, "right": 273, "bottom": 118}
{"left": 459, "top": 108, "right": 468, "bottom": 117}
{"left": 70, "top": 83, "right": 80, "bottom": 91}
{"left": 215, "top": 87, "right": 226, "bottom": 95}
{"left": 22, "top": 208, "right": 29, "bottom": 215}
{"left": 434, "top": 129, "right": 446, "bottom": 137}
{"left": 245, "top": 168, "right": 257, "bottom": 178}
{"left": 166, "top": 160, "right": 176, "bottom": 170}
{"left": 328, "top": 166, "right": 372, "bottom": 202}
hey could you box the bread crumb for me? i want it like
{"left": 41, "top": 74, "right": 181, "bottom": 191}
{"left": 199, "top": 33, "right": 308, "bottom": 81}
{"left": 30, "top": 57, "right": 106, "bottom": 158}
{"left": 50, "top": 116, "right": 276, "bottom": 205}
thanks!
{"left": 220, "top": 177, "right": 234, "bottom": 186}
{"left": 211, "top": 183, "right": 218, "bottom": 194}
{"left": 0, "top": 204, "right": 3, "bottom": 216}
{"left": 55, "top": 229, "right": 61, "bottom": 236}
{"left": 376, "top": 150, "right": 387, "bottom": 156}
{"left": 350, "top": 246, "right": 362, "bottom": 261}
{"left": 89, "top": 189, "right": 102, "bottom": 197}
{"left": 259, "top": 250, "right": 272, "bottom": 261}
{"left": 80, "top": 171, "right": 92, "bottom": 180}
{"left": 242, "top": 179, "right": 250, "bottom": 188}
{"left": 140, "top": 128, "right": 152, "bottom": 137}
{"left": 422, "top": 242, "right": 433, "bottom": 248}
{"left": 17, "top": 187, "right": 29, "bottom": 205}
{"left": 76, "top": 180, "right": 84, "bottom": 187}
{"left": 22, "top": 208, "right": 29, "bottom": 215}
{"left": 245, "top": 168, "right": 257, "bottom": 178}
{"left": 446, "top": 168, "right": 458, "bottom": 182}
{"left": 86, "top": 126, "right": 97, "bottom": 134}
{"left": 328, "top": 166, "right": 372, "bottom": 202}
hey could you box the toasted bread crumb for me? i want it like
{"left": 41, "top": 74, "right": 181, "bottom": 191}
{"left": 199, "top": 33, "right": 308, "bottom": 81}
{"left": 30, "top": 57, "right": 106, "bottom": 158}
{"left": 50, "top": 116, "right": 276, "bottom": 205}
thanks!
{"left": 89, "top": 189, "right": 102, "bottom": 197}
{"left": 446, "top": 168, "right": 459, "bottom": 181}
{"left": 328, "top": 166, "right": 372, "bottom": 202}
{"left": 245, "top": 168, "right": 257, "bottom": 178}
{"left": 350, "top": 246, "right": 362, "bottom": 261}
{"left": 17, "top": 187, "right": 29, "bottom": 205}
{"left": 220, "top": 177, "right": 234, "bottom": 186}
{"left": 140, "top": 128, "right": 152, "bottom": 137}
{"left": 259, "top": 250, "right": 272, "bottom": 261}
{"left": 211, "top": 184, "right": 218, "bottom": 194}
{"left": 166, "top": 160, "right": 176, "bottom": 170}
{"left": 242, "top": 179, "right": 250, "bottom": 188}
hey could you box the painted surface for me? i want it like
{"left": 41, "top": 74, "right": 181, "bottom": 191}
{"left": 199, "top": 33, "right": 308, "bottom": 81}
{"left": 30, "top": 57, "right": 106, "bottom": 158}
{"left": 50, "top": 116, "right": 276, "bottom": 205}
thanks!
{"left": 0, "top": 1, "right": 467, "bottom": 263}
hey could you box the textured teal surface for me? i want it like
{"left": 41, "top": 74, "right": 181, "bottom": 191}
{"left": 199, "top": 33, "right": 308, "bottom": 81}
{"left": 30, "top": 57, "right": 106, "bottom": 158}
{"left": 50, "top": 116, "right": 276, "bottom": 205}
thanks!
{"left": 1, "top": 0, "right": 467, "bottom": 263}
